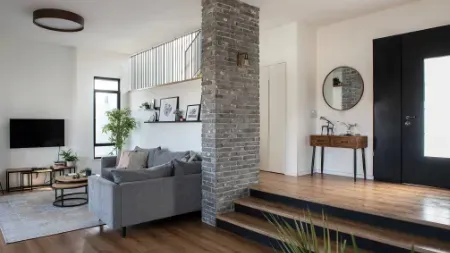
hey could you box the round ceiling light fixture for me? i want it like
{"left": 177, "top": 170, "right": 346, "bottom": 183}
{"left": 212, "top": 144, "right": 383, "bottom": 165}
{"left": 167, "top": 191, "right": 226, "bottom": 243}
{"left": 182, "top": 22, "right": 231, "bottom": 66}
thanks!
{"left": 33, "top": 9, "right": 84, "bottom": 32}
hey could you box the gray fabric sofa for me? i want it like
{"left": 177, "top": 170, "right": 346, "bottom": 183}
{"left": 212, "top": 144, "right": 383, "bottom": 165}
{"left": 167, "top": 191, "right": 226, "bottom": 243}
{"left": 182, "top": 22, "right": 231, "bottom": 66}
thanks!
{"left": 88, "top": 148, "right": 201, "bottom": 237}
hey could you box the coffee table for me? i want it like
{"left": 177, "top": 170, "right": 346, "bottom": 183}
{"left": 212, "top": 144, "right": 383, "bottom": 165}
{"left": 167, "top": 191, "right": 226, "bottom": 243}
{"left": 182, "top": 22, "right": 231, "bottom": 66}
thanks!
{"left": 52, "top": 176, "right": 88, "bottom": 207}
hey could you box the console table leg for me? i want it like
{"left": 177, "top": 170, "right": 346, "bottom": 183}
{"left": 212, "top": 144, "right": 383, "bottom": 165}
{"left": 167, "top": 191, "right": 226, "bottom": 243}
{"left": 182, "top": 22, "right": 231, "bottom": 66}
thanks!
{"left": 362, "top": 148, "right": 366, "bottom": 180}
{"left": 311, "top": 146, "right": 316, "bottom": 176}
{"left": 320, "top": 147, "right": 324, "bottom": 174}
{"left": 353, "top": 149, "right": 357, "bottom": 182}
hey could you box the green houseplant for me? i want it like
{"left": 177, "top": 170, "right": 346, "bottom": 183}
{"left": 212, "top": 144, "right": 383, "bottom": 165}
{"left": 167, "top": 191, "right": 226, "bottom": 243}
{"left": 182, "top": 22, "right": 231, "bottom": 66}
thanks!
{"left": 268, "top": 212, "right": 415, "bottom": 253}
{"left": 60, "top": 149, "right": 79, "bottom": 167}
{"left": 102, "top": 108, "right": 137, "bottom": 155}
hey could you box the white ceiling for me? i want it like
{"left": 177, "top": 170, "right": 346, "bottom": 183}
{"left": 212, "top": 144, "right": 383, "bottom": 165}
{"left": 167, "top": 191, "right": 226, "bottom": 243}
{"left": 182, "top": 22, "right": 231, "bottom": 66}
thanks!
{"left": 0, "top": 0, "right": 415, "bottom": 54}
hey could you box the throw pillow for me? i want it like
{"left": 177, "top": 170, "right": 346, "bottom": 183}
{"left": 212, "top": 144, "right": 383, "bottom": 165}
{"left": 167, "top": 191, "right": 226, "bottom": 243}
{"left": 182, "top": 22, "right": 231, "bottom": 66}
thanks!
{"left": 116, "top": 150, "right": 148, "bottom": 170}
{"left": 153, "top": 149, "right": 190, "bottom": 167}
{"left": 147, "top": 161, "right": 174, "bottom": 177}
{"left": 173, "top": 159, "right": 202, "bottom": 175}
{"left": 187, "top": 151, "right": 202, "bottom": 162}
{"left": 110, "top": 163, "right": 172, "bottom": 184}
{"left": 134, "top": 146, "right": 161, "bottom": 168}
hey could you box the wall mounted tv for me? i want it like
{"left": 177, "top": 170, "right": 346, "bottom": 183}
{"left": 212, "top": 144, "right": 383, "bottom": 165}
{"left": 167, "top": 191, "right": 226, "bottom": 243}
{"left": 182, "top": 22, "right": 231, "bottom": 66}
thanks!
{"left": 10, "top": 119, "right": 65, "bottom": 149}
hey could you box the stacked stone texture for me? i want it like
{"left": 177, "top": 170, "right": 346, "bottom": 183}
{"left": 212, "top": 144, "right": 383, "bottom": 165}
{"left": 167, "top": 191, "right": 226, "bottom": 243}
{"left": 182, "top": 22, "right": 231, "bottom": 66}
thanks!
{"left": 201, "top": 0, "right": 260, "bottom": 226}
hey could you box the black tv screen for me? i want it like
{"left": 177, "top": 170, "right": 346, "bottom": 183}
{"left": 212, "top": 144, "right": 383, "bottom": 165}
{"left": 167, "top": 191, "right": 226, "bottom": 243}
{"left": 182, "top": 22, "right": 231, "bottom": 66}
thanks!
{"left": 10, "top": 119, "right": 65, "bottom": 149}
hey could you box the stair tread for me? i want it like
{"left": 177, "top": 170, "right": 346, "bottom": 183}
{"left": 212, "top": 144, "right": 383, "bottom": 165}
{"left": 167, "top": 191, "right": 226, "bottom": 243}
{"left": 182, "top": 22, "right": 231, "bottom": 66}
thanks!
{"left": 236, "top": 197, "right": 450, "bottom": 253}
{"left": 217, "top": 212, "right": 364, "bottom": 253}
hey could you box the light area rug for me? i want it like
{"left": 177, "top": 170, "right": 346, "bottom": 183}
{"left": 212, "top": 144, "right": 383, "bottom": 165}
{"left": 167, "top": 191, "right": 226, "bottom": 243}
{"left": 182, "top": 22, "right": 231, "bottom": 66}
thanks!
{"left": 0, "top": 189, "right": 103, "bottom": 243}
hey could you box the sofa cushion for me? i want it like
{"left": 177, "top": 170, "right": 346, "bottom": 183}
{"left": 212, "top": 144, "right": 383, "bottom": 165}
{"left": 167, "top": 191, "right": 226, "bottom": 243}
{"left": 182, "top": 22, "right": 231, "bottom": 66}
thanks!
{"left": 111, "top": 162, "right": 173, "bottom": 184}
{"left": 153, "top": 149, "right": 189, "bottom": 167}
{"left": 116, "top": 150, "right": 148, "bottom": 170}
{"left": 101, "top": 167, "right": 116, "bottom": 181}
{"left": 134, "top": 146, "right": 161, "bottom": 168}
{"left": 173, "top": 159, "right": 202, "bottom": 175}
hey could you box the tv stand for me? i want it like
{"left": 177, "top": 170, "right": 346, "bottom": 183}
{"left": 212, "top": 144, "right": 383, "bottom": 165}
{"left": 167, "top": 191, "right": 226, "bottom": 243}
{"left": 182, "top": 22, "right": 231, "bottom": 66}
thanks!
{"left": 6, "top": 166, "right": 76, "bottom": 192}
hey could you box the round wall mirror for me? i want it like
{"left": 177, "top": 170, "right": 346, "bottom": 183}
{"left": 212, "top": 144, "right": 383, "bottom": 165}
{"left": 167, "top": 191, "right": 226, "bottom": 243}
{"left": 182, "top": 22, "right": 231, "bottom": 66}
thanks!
{"left": 323, "top": 66, "right": 364, "bottom": 111}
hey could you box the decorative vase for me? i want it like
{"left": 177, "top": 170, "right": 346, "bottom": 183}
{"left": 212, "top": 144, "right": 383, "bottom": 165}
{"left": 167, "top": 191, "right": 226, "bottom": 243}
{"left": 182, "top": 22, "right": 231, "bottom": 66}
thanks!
{"left": 66, "top": 161, "right": 75, "bottom": 167}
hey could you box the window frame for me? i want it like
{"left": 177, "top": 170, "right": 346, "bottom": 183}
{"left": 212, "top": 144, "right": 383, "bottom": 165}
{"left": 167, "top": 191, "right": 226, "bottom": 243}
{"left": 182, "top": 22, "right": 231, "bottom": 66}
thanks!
{"left": 93, "top": 76, "right": 121, "bottom": 159}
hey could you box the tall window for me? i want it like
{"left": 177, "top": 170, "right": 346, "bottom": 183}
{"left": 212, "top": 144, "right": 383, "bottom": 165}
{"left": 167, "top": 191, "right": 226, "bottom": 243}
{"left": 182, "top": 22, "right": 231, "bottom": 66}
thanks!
{"left": 94, "top": 77, "right": 120, "bottom": 158}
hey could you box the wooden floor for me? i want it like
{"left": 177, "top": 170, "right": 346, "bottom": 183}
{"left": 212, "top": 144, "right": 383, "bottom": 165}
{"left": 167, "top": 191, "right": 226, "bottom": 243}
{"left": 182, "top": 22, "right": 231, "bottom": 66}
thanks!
{"left": 254, "top": 171, "right": 450, "bottom": 230}
{"left": 0, "top": 214, "right": 272, "bottom": 253}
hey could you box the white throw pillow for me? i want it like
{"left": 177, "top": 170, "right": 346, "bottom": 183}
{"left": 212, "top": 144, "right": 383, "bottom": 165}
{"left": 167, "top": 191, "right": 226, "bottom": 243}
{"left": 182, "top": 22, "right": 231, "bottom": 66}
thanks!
{"left": 116, "top": 150, "right": 148, "bottom": 170}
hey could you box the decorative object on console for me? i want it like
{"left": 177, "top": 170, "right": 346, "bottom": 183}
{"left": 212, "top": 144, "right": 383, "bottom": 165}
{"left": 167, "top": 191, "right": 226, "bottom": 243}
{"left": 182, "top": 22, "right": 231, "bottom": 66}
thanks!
{"left": 59, "top": 149, "right": 79, "bottom": 167}
{"left": 337, "top": 121, "right": 359, "bottom": 136}
{"left": 319, "top": 116, "right": 334, "bottom": 135}
{"left": 323, "top": 66, "right": 364, "bottom": 111}
{"left": 186, "top": 104, "right": 201, "bottom": 122}
{"left": 102, "top": 108, "right": 137, "bottom": 154}
{"left": 159, "top": 97, "right": 179, "bottom": 122}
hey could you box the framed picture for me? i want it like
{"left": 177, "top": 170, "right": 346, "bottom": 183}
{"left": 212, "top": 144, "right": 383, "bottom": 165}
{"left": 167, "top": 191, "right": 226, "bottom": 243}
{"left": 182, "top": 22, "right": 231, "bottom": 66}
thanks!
{"left": 158, "top": 97, "right": 179, "bottom": 122}
{"left": 186, "top": 104, "right": 201, "bottom": 121}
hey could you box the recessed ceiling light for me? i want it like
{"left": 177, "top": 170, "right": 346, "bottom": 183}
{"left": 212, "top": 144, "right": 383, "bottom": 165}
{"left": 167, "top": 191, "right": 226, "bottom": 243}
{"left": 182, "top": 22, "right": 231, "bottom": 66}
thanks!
{"left": 33, "top": 9, "right": 84, "bottom": 32}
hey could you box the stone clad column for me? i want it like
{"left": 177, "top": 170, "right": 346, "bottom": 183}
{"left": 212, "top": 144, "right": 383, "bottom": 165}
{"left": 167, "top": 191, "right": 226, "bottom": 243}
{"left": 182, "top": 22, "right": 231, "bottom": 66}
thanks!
{"left": 201, "top": 0, "right": 260, "bottom": 226}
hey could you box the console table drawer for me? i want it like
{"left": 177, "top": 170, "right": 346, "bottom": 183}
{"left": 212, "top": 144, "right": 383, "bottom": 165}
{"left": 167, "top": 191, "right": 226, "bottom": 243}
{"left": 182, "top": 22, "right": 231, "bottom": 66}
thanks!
{"left": 330, "top": 137, "right": 357, "bottom": 148}
{"left": 310, "top": 136, "right": 330, "bottom": 146}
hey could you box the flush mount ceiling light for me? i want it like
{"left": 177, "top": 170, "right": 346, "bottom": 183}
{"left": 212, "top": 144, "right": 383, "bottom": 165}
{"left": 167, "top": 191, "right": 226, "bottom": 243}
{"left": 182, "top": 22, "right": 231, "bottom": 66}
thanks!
{"left": 33, "top": 9, "right": 84, "bottom": 32}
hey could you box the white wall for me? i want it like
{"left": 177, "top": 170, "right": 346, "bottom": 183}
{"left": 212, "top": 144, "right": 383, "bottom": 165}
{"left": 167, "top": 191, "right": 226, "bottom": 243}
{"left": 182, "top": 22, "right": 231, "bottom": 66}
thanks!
{"left": 0, "top": 39, "right": 129, "bottom": 187}
{"left": 0, "top": 39, "right": 75, "bottom": 187}
{"left": 296, "top": 22, "right": 317, "bottom": 176}
{"left": 72, "top": 49, "right": 130, "bottom": 174}
{"left": 127, "top": 78, "right": 202, "bottom": 152}
{"left": 260, "top": 21, "right": 317, "bottom": 176}
{"left": 315, "top": 0, "right": 450, "bottom": 178}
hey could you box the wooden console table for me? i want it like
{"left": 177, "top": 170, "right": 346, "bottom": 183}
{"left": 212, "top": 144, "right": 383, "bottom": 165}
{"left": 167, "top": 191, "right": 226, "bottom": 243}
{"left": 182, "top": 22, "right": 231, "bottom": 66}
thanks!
{"left": 310, "top": 135, "right": 368, "bottom": 181}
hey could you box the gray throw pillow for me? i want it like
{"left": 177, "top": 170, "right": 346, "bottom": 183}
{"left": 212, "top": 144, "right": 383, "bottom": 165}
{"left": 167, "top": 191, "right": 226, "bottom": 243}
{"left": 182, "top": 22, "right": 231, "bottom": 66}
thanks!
{"left": 173, "top": 159, "right": 202, "bottom": 175}
{"left": 134, "top": 146, "right": 161, "bottom": 168}
{"left": 153, "top": 149, "right": 190, "bottom": 167}
{"left": 111, "top": 162, "right": 173, "bottom": 184}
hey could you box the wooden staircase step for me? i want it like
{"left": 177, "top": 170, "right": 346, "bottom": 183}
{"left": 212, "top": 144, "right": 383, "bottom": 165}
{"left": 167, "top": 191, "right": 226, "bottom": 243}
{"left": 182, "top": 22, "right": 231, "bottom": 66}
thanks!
{"left": 235, "top": 197, "right": 450, "bottom": 253}
{"left": 217, "top": 212, "right": 364, "bottom": 253}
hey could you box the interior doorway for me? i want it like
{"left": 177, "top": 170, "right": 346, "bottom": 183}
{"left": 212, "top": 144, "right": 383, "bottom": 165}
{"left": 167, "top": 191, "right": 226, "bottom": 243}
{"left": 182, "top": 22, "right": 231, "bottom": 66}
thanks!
{"left": 260, "top": 63, "right": 286, "bottom": 174}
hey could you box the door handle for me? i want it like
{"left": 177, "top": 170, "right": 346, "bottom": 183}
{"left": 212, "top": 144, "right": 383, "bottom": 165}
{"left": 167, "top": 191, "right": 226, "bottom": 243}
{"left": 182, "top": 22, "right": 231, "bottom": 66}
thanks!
{"left": 405, "top": 116, "right": 416, "bottom": 120}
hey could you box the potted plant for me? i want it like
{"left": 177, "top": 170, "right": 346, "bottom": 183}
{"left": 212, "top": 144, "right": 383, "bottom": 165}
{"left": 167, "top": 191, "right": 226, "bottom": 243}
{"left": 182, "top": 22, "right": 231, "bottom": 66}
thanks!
{"left": 102, "top": 108, "right": 137, "bottom": 155}
{"left": 60, "top": 149, "right": 79, "bottom": 167}
{"left": 174, "top": 109, "right": 184, "bottom": 121}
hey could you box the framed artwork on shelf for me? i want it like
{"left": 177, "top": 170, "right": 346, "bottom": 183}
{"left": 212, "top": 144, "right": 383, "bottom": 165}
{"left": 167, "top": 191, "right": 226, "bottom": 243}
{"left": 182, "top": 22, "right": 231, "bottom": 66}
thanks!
{"left": 185, "top": 104, "right": 201, "bottom": 122}
{"left": 158, "top": 97, "right": 179, "bottom": 122}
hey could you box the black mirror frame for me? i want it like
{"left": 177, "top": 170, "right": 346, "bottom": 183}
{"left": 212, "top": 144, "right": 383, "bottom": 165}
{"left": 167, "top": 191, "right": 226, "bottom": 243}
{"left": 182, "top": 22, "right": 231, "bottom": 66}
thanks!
{"left": 322, "top": 66, "right": 364, "bottom": 111}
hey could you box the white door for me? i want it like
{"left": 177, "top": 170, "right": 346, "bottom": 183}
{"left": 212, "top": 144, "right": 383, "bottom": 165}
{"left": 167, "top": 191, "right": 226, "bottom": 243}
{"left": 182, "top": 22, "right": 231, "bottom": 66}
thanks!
{"left": 260, "top": 63, "right": 286, "bottom": 174}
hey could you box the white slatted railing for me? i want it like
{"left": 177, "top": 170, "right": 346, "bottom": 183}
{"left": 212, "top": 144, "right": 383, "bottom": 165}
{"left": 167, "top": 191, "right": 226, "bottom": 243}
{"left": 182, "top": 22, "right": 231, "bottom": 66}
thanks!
{"left": 131, "top": 30, "right": 201, "bottom": 90}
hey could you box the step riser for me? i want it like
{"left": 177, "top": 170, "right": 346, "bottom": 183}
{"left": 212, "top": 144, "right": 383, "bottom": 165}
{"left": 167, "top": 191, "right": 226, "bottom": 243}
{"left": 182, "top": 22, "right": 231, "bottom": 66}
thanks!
{"left": 250, "top": 189, "right": 450, "bottom": 242}
{"left": 217, "top": 219, "right": 282, "bottom": 251}
{"left": 234, "top": 203, "right": 407, "bottom": 253}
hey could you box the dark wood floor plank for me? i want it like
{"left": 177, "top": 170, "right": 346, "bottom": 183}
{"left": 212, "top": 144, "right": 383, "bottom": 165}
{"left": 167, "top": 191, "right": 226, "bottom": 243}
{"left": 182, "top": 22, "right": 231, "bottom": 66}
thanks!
{"left": 0, "top": 215, "right": 271, "bottom": 253}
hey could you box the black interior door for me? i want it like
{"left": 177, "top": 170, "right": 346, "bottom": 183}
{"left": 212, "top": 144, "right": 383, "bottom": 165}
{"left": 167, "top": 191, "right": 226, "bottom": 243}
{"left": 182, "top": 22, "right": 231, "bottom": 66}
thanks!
{"left": 402, "top": 25, "right": 450, "bottom": 188}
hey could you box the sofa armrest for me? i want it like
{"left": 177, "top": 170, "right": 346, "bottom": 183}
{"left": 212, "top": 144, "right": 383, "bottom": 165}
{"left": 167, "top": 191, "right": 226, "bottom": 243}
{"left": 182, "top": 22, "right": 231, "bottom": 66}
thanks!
{"left": 88, "top": 175, "right": 122, "bottom": 229}
{"left": 119, "top": 177, "right": 176, "bottom": 227}
{"left": 101, "top": 156, "right": 117, "bottom": 169}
